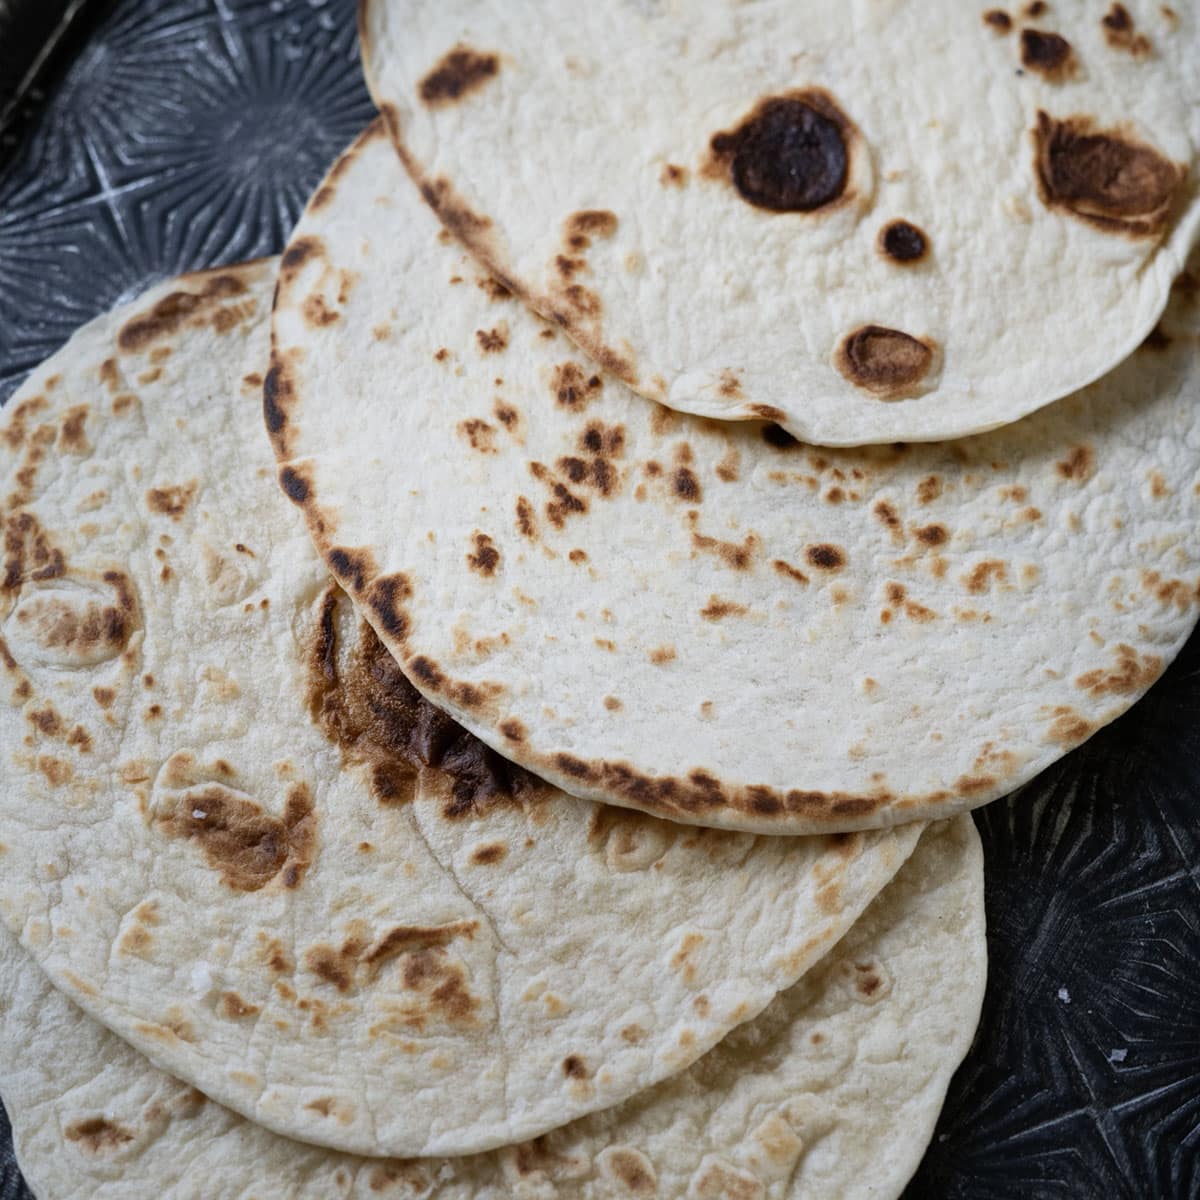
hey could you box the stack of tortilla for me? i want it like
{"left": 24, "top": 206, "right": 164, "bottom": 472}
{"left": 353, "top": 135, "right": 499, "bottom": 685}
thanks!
{"left": 1, "top": 1, "right": 1197, "bottom": 1195}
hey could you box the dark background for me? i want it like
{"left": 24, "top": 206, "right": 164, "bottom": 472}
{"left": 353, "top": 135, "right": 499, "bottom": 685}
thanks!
{"left": 1, "top": 2, "right": 1197, "bottom": 1196}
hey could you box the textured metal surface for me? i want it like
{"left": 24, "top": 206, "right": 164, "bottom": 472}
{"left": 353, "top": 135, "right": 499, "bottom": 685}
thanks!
{"left": 0, "top": 1, "right": 1197, "bottom": 1197}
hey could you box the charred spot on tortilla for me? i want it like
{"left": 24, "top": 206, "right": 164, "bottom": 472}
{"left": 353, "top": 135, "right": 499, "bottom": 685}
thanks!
{"left": 806, "top": 544, "right": 846, "bottom": 572}
{"left": 1033, "top": 112, "right": 1182, "bottom": 237}
{"left": 1020, "top": 30, "right": 1076, "bottom": 81}
{"left": 707, "top": 90, "right": 855, "bottom": 213}
{"left": 983, "top": 9, "right": 1013, "bottom": 32}
{"left": 834, "top": 326, "right": 936, "bottom": 398}
{"left": 418, "top": 46, "right": 499, "bottom": 106}
{"left": 879, "top": 220, "right": 929, "bottom": 264}
{"left": 1101, "top": 4, "right": 1152, "bottom": 55}
{"left": 306, "top": 588, "right": 537, "bottom": 818}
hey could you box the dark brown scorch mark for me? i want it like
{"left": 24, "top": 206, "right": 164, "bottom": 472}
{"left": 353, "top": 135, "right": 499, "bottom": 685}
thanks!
{"left": 806, "top": 544, "right": 846, "bottom": 571}
{"left": 418, "top": 46, "right": 499, "bottom": 106}
{"left": 1033, "top": 112, "right": 1182, "bottom": 237}
{"left": 155, "top": 782, "right": 315, "bottom": 892}
{"left": 562, "top": 1055, "right": 589, "bottom": 1079}
{"left": 1101, "top": 4, "right": 1152, "bottom": 55}
{"left": 466, "top": 531, "right": 501, "bottom": 576}
{"left": 4, "top": 511, "right": 65, "bottom": 591}
{"left": 552, "top": 362, "right": 603, "bottom": 410}
{"left": 1020, "top": 30, "right": 1076, "bottom": 81}
{"left": 117, "top": 274, "right": 246, "bottom": 352}
{"left": 983, "top": 9, "right": 1012, "bottom": 32}
{"left": 306, "top": 587, "right": 539, "bottom": 818}
{"left": 879, "top": 220, "right": 929, "bottom": 264}
{"left": 834, "top": 326, "right": 935, "bottom": 398}
{"left": 707, "top": 90, "right": 856, "bottom": 213}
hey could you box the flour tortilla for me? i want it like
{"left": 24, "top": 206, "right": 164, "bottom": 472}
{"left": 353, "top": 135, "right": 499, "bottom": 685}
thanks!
{"left": 360, "top": 0, "right": 1200, "bottom": 446}
{"left": 0, "top": 260, "right": 922, "bottom": 1158}
{"left": 0, "top": 818, "right": 984, "bottom": 1200}
{"left": 271, "top": 126, "right": 1200, "bottom": 835}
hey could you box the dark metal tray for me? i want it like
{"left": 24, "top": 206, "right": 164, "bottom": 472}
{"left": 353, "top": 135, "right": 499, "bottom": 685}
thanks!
{"left": 1, "top": 3, "right": 1197, "bottom": 1196}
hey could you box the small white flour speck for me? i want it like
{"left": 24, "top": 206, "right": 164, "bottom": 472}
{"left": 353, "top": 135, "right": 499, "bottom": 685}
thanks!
{"left": 1057, "top": 988, "right": 1071, "bottom": 1003}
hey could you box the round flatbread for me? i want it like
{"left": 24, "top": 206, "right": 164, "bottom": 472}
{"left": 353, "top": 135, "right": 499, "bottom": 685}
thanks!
{"left": 0, "top": 818, "right": 985, "bottom": 1200}
{"left": 270, "top": 125, "right": 1200, "bottom": 835}
{"left": 0, "top": 260, "right": 920, "bottom": 1158}
{"left": 360, "top": 0, "right": 1200, "bottom": 446}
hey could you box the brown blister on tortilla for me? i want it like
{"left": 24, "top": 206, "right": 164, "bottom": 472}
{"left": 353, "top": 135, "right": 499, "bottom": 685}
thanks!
{"left": 64, "top": 1118, "right": 135, "bottom": 1154}
{"left": 471, "top": 841, "right": 508, "bottom": 865}
{"left": 879, "top": 220, "right": 930, "bottom": 264}
{"left": 1020, "top": 30, "right": 1077, "bottom": 81}
{"left": 1075, "top": 643, "right": 1162, "bottom": 696}
{"left": 475, "top": 324, "right": 509, "bottom": 354}
{"left": 671, "top": 466, "right": 702, "bottom": 503}
{"left": 1101, "top": 4, "right": 1153, "bottom": 56}
{"left": 466, "top": 531, "right": 501, "bottom": 576}
{"left": 306, "top": 587, "right": 539, "bottom": 819}
{"left": 564, "top": 210, "right": 618, "bottom": 249}
{"left": 1045, "top": 706, "right": 1095, "bottom": 744}
{"left": 1055, "top": 443, "right": 1095, "bottom": 482}
{"left": 706, "top": 89, "right": 858, "bottom": 213}
{"left": 983, "top": 9, "right": 1013, "bottom": 32}
{"left": 58, "top": 405, "right": 90, "bottom": 454}
{"left": 301, "top": 294, "right": 340, "bottom": 328}
{"left": 279, "top": 237, "right": 325, "bottom": 289}
{"left": 806, "top": 544, "right": 846, "bottom": 571}
{"left": 418, "top": 46, "right": 500, "bottom": 107}
{"left": 834, "top": 326, "right": 937, "bottom": 399}
{"left": 220, "top": 991, "right": 260, "bottom": 1019}
{"left": 3, "top": 511, "right": 65, "bottom": 591}
{"left": 116, "top": 273, "right": 247, "bottom": 353}
{"left": 699, "top": 596, "right": 749, "bottom": 621}
{"left": 1033, "top": 112, "right": 1183, "bottom": 237}
{"left": 1, "top": 394, "right": 49, "bottom": 452}
{"left": 561, "top": 1054, "right": 590, "bottom": 1079}
{"left": 458, "top": 417, "right": 498, "bottom": 454}
{"left": 9, "top": 569, "right": 137, "bottom": 668}
{"left": 915, "top": 523, "right": 949, "bottom": 547}
{"left": 690, "top": 519, "right": 758, "bottom": 571}
{"left": 599, "top": 1147, "right": 658, "bottom": 1194}
{"left": 145, "top": 480, "right": 198, "bottom": 520}
{"left": 155, "top": 779, "right": 315, "bottom": 892}
{"left": 552, "top": 362, "right": 603, "bottom": 411}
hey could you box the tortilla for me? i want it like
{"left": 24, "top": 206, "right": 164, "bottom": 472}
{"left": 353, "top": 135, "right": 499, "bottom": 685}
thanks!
{"left": 270, "top": 125, "right": 1200, "bottom": 835}
{"left": 0, "top": 260, "right": 921, "bottom": 1158}
{"left": 0, "top": 818, "right": 984, "bottom": 1200}
{"left": 359, "top": 0, "right": 1200, "bottom": 446}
